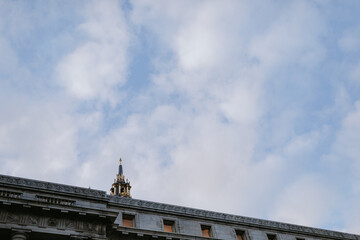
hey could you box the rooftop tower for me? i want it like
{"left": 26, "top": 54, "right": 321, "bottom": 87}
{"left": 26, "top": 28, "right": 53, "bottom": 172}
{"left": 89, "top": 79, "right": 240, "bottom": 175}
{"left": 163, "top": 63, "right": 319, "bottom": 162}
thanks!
{"left": 110, "top": 158, "right": 131, "bottom": 197}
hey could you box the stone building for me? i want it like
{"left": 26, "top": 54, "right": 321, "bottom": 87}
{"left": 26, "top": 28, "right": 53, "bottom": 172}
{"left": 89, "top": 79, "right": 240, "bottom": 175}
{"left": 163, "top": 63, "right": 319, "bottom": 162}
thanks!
{"left": 0, "top": 160, "right": 359, "bottom": 240}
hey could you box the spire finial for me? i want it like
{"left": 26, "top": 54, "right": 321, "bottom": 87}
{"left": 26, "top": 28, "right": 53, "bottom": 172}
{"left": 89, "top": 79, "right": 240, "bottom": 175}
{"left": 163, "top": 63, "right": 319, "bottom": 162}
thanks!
{"left": 118, "top": 158, "right": 124, "bottom": 176}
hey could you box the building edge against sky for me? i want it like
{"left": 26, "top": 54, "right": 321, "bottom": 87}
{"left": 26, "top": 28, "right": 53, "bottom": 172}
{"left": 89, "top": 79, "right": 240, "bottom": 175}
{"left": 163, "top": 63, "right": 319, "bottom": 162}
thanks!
{"left": 0, "top": 160, "right": 359, "bottom": 240}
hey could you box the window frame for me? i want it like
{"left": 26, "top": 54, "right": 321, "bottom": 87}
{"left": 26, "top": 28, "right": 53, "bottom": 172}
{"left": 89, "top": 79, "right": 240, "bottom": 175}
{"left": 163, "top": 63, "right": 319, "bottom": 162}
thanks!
{"left": 267, "top": 233, "right": 277, "bottom": 240}
{"left": 200, "top": 224, "right": 213, "bottom": 237}
{"left": 235, "top": 229, "right": 248, "bottom": 240}
{"left": 122, "top": 213, "right": 136, "bottom": 228}
{"left": 163, "top": 219, "right": 176, "bottom": 233}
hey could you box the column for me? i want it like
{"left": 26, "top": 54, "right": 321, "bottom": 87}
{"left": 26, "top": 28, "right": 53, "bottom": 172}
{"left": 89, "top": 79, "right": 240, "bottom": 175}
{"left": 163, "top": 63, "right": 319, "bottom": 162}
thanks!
{"left": 11, "top": 232, "right": 28, "bottom": 240}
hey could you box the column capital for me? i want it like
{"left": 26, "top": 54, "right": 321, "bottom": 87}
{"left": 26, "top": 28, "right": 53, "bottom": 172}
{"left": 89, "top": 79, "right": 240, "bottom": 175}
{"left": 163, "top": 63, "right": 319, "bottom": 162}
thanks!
{"left": 11, "top": 230, "right": 30, "bottom": 240}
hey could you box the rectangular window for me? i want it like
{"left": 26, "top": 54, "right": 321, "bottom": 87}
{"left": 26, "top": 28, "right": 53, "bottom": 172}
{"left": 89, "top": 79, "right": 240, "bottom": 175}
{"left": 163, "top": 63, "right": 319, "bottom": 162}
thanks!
{"left": 163, "top": 220, "right": 175, "bottom": 233}
{"left": 296, "top": 238, "right": 305, "bottom": 240}
{"left": 267, "top": 234, "right": 277, "bottom": 240}
{"left": 201, "top": 225, "right": 212, "bottom": 237}
{"left": 122, "top": 214, "right": 134, "bottom": 227}
{"left": 236, "top": 230, "right": 245, "bottom": 240}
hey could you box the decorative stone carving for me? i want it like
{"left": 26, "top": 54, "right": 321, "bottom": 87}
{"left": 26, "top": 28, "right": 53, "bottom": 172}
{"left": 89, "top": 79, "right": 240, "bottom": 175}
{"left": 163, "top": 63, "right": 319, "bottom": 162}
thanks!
{"left": 48, "top": 218, "right": 58, "bottom": 227}
{"left": 0, "top": 209, "right": 105, "bottom": 237}
{"left": 36, "top": 195, "right": 75, "bottom": 206}
{"left": 0, "top": 211, "right": 7, "bottom": 223}
{"left": 7, "top": 213, "right": 20, "bottom": 224}
{"left": 27, "top": 216, "right": 40, "bottom": 225}
{"left": 0, "top": 190, "right": 22, "bottom": 199}
{"left": 83, "top": 222, "right": 98, "bottom": 233}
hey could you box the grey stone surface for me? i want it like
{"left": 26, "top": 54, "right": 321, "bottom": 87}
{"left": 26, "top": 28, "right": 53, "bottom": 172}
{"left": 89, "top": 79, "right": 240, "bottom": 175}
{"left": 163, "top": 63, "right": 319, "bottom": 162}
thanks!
{"left": 277, "top": 233, "right": 294, "bottom": 240}
{"left": 213, "top": 224, "right": 236, "bottom": 239}
{"left": 248, "top": 229, "right": 269, "bottom": 240}
{"left": 178, "top": 218, "right": 202, "bottom": 236}
{"left": 137, "top": 212, "right": 163, "bottom": 231}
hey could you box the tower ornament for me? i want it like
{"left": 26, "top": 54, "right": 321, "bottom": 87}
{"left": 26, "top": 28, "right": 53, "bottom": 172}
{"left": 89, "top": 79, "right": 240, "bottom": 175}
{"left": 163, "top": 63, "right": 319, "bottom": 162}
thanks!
{"left": 110, "top": 158, "right": 131, "bottom": 197}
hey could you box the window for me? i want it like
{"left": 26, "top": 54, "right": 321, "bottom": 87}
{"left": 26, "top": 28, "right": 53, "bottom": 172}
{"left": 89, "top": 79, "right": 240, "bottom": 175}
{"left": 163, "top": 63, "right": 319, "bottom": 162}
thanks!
{"left": 122, "top": 214, "right": 134, "bottom": 227}
{"left": 201, "top": 225, "right": 212, "bottom": 237}
{"left": 296, "top": 238, "right": 305, "bottom": 240}
{"left": 267, "top": 234, "right": 277, "bottom": 240}
{"left": 163, "top": 220, "right": 175, "bottom": 233}
{"left": 236, "top": 230, "right": 245, "bottom": 240}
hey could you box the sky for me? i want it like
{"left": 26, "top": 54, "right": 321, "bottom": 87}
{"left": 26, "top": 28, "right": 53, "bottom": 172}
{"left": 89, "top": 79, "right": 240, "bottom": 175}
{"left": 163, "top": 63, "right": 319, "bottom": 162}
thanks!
{"left": 1, "top": 0, "right": 360, "bottom": 235}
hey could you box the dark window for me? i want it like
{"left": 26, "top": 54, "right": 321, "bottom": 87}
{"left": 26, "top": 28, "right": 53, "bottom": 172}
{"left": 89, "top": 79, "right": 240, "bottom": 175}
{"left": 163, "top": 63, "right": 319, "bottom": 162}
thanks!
{"left": 164, "top": 220, "right": 175, "bottom": 233}
{"left": 201, "top": 225, "right": 212, "bottom": 237}
{"left": 122, "top": 214, "right": 134, "bottom": 227}
{"left": 296, "top": 238, "right": 305, "bottom": 240}
{"left": 236, "top": 230, "right": 245, "bottom": 240}
{"left": 267, "top": 234, "right": 277, "bottom": 240}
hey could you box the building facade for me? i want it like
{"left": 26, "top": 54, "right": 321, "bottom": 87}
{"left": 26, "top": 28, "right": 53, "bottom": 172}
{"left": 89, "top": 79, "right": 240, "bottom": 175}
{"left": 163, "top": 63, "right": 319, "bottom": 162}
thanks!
{"left": 0, "top": 162, "right": 359, "bottom": 240}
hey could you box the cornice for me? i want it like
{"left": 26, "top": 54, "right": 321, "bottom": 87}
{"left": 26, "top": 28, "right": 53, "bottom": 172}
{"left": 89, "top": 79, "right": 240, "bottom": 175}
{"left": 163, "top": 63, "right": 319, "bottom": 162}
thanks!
{"left": 0, "top": 174, "right": 106, "bottom": 199}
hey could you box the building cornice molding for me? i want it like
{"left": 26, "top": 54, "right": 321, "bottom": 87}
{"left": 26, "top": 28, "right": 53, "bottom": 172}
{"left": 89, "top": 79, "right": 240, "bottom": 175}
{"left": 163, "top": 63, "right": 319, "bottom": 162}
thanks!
{"left": 0, "top": 174, "right": 106, "bottom": 199}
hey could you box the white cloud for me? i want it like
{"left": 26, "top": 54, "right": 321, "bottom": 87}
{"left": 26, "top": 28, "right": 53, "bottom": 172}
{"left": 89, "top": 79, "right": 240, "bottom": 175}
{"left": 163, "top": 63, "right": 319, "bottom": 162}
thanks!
{"left": 0, "top": 0, "right": 33, "bottom": 40}
{"left": 331, "top": 101, "right": 360, "bottom": 169}
{"left": 249, "top": 1, "right": 325, "bottom": 69}
{"left": 0, "top": 36, "right": 32, "bottom": 89}
{"left": 321, "top": 100, "right": 360, "bottom": 233}
{"left": 174, "top": 2, "right": 238, "bottom": 71}
{"left": 0, "top": 37, "right": 18, "bottom": 75}
{"left": 0, "top": 96, "right": 79, "bottom": 182}
{"left": 344, "top": 198, "right": 360, "bottom": 234}
{"left": 349, "top": 61, "right": 360, "bottom": 85}
{"left": 56, "top": 0, "right": 130, "bottom": 105}
{"left": 271, "top": 175, "right": 338, "bottom": 227}
{"left": 338, "top": 28, "right": 360, "bottom": 53}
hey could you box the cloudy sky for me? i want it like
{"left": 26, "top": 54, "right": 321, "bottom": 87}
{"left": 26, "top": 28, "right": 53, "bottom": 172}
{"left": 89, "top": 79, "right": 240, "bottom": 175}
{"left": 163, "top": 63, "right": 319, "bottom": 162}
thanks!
{"left": 1, "top": 0, "right": 360, "bottom": 234}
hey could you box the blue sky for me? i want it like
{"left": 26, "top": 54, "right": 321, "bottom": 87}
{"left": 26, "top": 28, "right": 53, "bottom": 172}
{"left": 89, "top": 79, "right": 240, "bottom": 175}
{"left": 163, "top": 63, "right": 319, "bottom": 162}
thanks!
{"left": 1, "top": 0, "right": 360, "bottom": 234}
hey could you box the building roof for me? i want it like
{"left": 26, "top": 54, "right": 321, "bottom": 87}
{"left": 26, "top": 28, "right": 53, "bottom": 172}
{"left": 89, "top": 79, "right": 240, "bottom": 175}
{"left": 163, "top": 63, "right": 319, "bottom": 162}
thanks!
{"left": 0, "top": 174, "right": 359, "bottom": 240}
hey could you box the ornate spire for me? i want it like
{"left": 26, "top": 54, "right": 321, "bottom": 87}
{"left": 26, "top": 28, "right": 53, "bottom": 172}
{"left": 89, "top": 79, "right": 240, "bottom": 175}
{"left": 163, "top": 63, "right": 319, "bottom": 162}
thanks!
{"left": 110, "top": 158, "right": 131, "bottom": 198}
{"left": 119, "top": 158, "right": 123, "bottom": 176}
